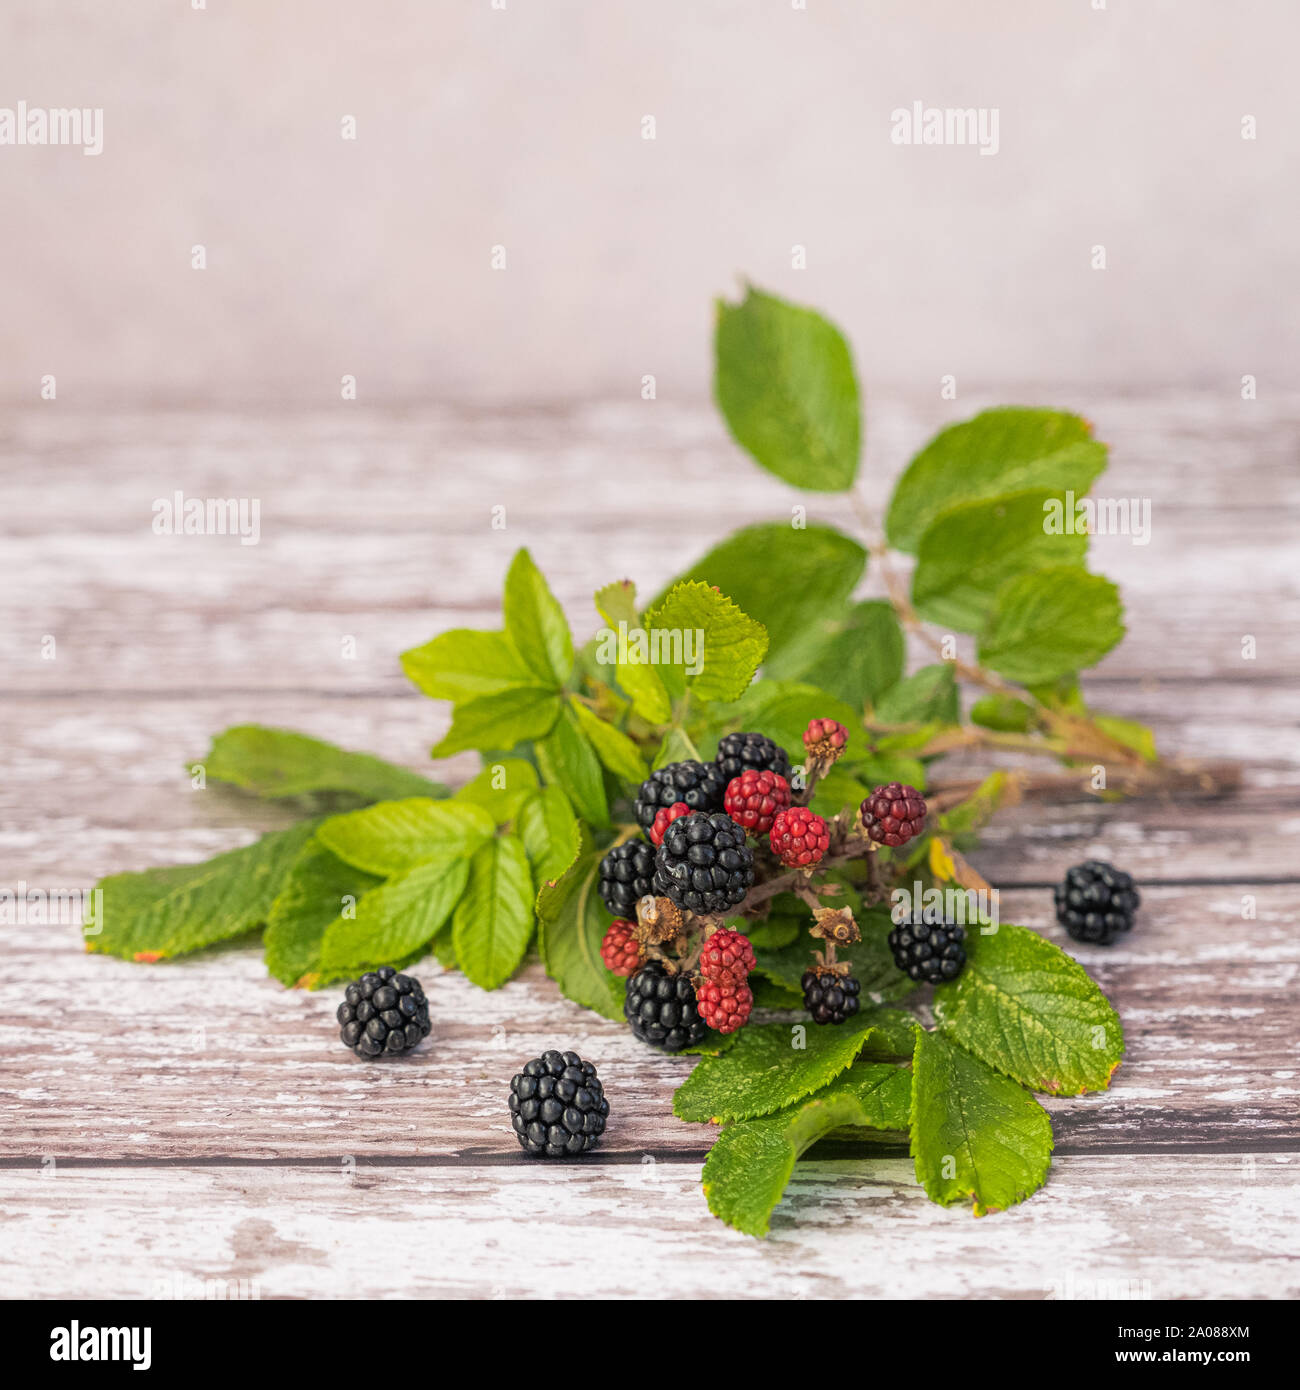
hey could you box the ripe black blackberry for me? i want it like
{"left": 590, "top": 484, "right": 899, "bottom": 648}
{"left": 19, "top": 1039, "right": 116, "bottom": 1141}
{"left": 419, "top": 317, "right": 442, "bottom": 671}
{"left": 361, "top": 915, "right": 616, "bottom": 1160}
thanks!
{"left": 652, "top": 811, "right": 755, "bottom": 915}
{"left": 597, "top": 838, "right": 656, "bottom": 916}
{"left": 1054, "top": 860, "right": 1140, "bottom": 945}
{"left": 715, "top": 731, "right": 791, "bottom": 783}
{"left": 624, "top": 960, "right": 708, "bottom": 1051}
{"left": 509, "top": 1050, "right": 609, "bottom": 1157}
{"left": 801, "top": 969, "right": 861, "bottom": 1025}
{"left": 888, "top": 911, "right": 966, "bottom": 984}
{"left": 633, "top": 760, "right": 728, "bottom": 831}
{"left": 337, "top": 966, "right": 431, "bottom": 1058}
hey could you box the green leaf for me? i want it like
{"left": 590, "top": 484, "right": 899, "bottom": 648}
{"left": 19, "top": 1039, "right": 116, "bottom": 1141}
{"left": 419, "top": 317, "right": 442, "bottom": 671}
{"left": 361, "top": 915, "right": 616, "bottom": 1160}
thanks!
{"left": 400, "top": 629, "right": 535, "bottom": 703}
{"left": 569, "top": 698, "right": 647, "bottom": 783}
{"left": 675, "top": 1009, "right": 915, "bottom": 1123}
{"left": 655, "top": 522, "right": 866, "bottom": 663}
{"left": 536, "top": 830, "right": 625, "bottom": 1022}
{"left": 517, "top": 785, "right": 582, "bottom": 890}
{"left": 317, "top": 798, "right": 495, "bottom": 877}
{"left": 535, "top": 704, "right": 609, "bottom": 828}
{"left": 932, "top": 921, "right": 1124, "bottom": 1095}
{"left": 503, "top": 548, "right": 574, "bottom": 687}
{"left": 320, "top": 857, "right": 469, "bottom": 974}
{"left": 714, "top": 286, "right": 861, "bottom": 492}
{"left": 89, "top": 821, "right": 318, "bottom": 962}
{"left": 978, "top": 567, "right": 1124, "bottom": 685}
{"left": 652, "top": 725, "right": 702, "bottom": 770}
{"left": 451, "top": 835, "right": 535, "bottom": 990}
{"left": 453, "top": 758, "right": 540, "bottom": 824}
{"left": 911, "top": 490, "right": 1090, "bottom": 633}
{"left": 199, "top": 726, "right": 446, "bottom": 804}
{"left": 593, "top": 580, "right": 672, "bottom": 723}
{"left": 1093, "top": 714, "right": 1158, "bottom": 762}
{"left": 886, "top": 407, "right": 1107, "bottom": 553}
{"left": 910, "top": 1028, "right": 1054, "bottom": 1215}
{"left": 970, "top": 693, "right": 1035, "bottom": 732}
{"left": 713, "top": 680, "right": 858, "bottom": 764}
{"left": 429, "top": 686, "right": 562, "bottom": 759}
{"left": 643, "top": 581, "right": 767, "bottom": 703}
{"left": 264, "top": 838, "right": 381, "bottom": 986}
{"left": 775, "top": 600, "right": 904, "bottom": 707}
{"left": 702, "top": 1066, "right": 912, "bottom": 1236}
{"left": 873, "top": 664, "right": 959, "bottom": 724}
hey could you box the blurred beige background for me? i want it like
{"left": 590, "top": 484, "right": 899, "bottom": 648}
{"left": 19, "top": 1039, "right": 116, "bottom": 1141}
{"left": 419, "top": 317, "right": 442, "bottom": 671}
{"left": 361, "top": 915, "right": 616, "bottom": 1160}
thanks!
{"left": 0, "top": 0, "right": 1294, "bottom": 403}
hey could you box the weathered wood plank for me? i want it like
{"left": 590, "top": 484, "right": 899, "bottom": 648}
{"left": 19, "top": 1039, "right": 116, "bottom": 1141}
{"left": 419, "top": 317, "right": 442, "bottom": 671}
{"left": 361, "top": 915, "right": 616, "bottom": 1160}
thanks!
{"left": 2, "top": 1155, "right": 1296, "bottom": 1299}
{"left": 3, "top": 885, "right": 1295, "bottom": 1161}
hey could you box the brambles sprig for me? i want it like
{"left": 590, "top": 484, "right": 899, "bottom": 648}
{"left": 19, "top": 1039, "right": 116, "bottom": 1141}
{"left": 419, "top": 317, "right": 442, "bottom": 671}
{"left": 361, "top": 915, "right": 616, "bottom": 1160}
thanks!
{"left": 85, "top": 283, "right": 1225, "bottom": 1235}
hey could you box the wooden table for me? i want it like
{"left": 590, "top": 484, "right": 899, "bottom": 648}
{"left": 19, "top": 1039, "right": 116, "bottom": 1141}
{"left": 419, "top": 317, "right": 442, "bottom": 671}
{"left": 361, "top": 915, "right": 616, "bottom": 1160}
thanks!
{"left": 3, "top": 394, "right": 1297, "bottom": 1299}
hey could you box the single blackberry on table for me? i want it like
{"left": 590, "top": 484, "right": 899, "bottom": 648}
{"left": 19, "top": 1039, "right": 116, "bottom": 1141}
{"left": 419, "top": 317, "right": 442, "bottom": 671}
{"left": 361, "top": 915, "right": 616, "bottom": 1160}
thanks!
{"left": 1054, "top": 860, "right": 1140, "bottom": 945}
{"left": 888, "top": 910, "right": 966, "bottom": 983}
{"left": 600, "top": 918, "right": 644, "bottom": 977}
{"left": 723, "top": 768, "right": 791, "bottom": 836}
{"left": 653, "top": 811, "right": 755, "bottom": 915}
{"left": 509, "top": 1050, "right": 609, "bottom": 1157}
{"left": 634, "top": 761, "right": 728, "bottom": 831}
{"left": 715, "top": 731, "right": 791, "bottom": 783}
{"left": 649, "top": 800, "right": 692, "bottom": 848}
{"left": 597, "top": 838, "right": 656, "bottom": 916}
{"left": 801, "top": 969, "right": 861, "bottom": 1025}
{"left": 860, "top": 782, "right": 927, "bottom": 847}
{"left": 625, "top": 960, "right": 708, "bottom": 1051}
{"left": 337, "top": 966, "right": 431, "bottom": 1058}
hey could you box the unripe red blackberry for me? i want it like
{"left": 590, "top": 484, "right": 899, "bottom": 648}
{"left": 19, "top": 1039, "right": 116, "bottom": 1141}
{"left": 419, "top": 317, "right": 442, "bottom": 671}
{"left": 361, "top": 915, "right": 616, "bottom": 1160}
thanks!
{"left": 696, "top": 976, "right": 753, "bottom": 1034}
{"left": 698, "top": 927, "right": 756, "bottom": 983}
{"left": 769, "top": 806, "right": 830, "bottom": 867}
{"left": 600, "top": 918, "right": 644, "bottom": 977}
{"left": 860, "top": 782, "right": 927, "bottom": 847}
{"left": 803, "top": 718, "right": 848, "bottom": 753}
{"left": 723, "top": 769, "right": 791, "bottom": 836}
{"left": 649, "top": 800, "right": 692, "bottom": 848}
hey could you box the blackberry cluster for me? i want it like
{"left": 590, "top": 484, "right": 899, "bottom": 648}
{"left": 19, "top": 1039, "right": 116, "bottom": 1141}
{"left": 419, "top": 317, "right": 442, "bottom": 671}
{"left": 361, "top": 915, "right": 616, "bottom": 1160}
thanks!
{"left": 597, "top": 838, "right": 656, "bottom": 916}
{"left": 653, "top": 811, "right": 755, "bottom": 914}
{"left": 1054, "top": 860, "right": 1140, "bottom": 945}
{"left": 715, "top": 731, "right": 790, "bottom": 783}
{"left": 625, "top": 960, "right": 707, "bottom": 1051}
{"left": 509, "top": 1050, "right": 609, "bottom": 1157}
{"left": 337, "top": 967, "right": 431, "bottom": 1058}
{"left": 634, "top": 761, "right": 727, "bottom": 831}
{"left": 801, "top": 969, "right": 861, "bottom": 1025}
{"left": 888, "top": 911, "right": 966, "bottom": 983}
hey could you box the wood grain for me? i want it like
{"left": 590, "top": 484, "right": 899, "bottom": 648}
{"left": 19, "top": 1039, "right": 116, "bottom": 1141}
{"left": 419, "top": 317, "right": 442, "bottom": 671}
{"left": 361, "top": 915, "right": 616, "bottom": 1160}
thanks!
{"left": 3, "top": 395, "right": 1298, "bottom": 1298}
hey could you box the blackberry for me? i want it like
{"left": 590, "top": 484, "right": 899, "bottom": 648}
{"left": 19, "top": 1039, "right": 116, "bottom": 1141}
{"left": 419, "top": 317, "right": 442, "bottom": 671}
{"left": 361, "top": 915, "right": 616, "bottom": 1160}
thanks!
{"left": 801, "top": 969, "right": 861, "bottom": 1025}
{"left": 1054, "top": 860, "right": 1140, "bottom": 945}
{"left": 337, "top": 966, "right": 431, "bottom": 1058}
{"left": 860, "top": 782, "right": 927, "bottom": 847}
{"left": 723, "top": 768, "right": 791, "bottom": 836}
{"left": 653, "top": 811, "right": 755, "bottom": 915}
{"left": 634, "top": 760, "right": 728, "bottom": 831}
{"left": 597, "top": 838, "right": 656, "bottom": 916}
{"left": 600, "top": 918, "right": 644, "bottom": 977}
{"left": 768, "top": 805, "right": 830, "bottom": 867}
{"left": 888, "top": 911, "right": 966, "bottom": 983}
{"left": 715, "top": 731, "right": 790, "bottom": 783}
{"left": 509, "top": 1050, "right": 609, "bottom": 1157}
{"left": 625, "top": 960, "right": 708, "bottom": 1051}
